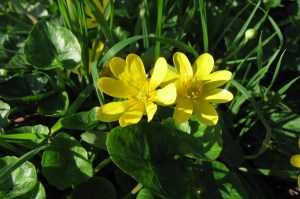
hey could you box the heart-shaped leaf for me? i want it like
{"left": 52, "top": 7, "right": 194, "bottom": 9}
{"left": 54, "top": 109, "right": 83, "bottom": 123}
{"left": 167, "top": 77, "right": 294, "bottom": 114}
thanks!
{"left": 106, "top": 121, "right": 188, "bottom": 199}
{"left": 41, "top": 133, "right": 93, "bottom": 190}
{"left": 24, "top": 21, "right": 81, "bottom": 70}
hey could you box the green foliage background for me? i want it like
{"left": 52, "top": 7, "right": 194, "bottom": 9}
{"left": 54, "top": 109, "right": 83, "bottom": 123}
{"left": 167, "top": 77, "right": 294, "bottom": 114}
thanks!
{"left": 0, "top": 0, "right": 300, "bottom": 198}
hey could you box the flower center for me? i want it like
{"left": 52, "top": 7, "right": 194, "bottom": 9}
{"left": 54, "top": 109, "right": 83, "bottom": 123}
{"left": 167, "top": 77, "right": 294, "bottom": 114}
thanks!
{"left": 136, "top": 90, "right": 150, "bottom": 103}
{"left": 182, "top": 79, "right": 203, "bottom": 100}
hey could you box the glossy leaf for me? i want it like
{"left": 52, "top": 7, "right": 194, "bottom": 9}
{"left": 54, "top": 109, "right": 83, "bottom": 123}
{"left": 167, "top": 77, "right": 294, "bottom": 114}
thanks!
{"left": 38, "top": 91, "right": 69, "bottom": 117}
{"left": 41, "top": 133, "right": 93, "bottom": 190}
{"left": 6, "top": 124, "right": 49, "bottom": 135}
{"left": 107, "top": 121, "right": 188, "bottom": 199}
{"left": 0, "top": 73, "right": 48, "bottom": 101}
{"left": 204, "top": 161, "right": 248, "bottom": 199}
{"left": 0, "top": 156, "right": 37, "bottom": 198}
{"left": 136, "top": 188, "right": 160, "bottom": 199}
{"left": 163, "top": 117, "right": 223, "bottom": 161}
{"left": 186, "top": 160, "right": 248, "bottom": 199}
{"left": 24, "top": 21, "right": 81, "bottom": 70}
{"left": 80, "top": 130, "right": 107, "bottom": 150}
{"left": 61, "top": 107, "right": 98, "bottom": 130}
{"left": 17, "top": 182, "right": 46, "bottom": 199}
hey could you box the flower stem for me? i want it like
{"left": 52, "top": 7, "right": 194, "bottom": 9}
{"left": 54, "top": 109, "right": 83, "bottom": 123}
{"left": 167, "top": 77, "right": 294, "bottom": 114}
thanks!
{"left": 121, "top": 183, "right": 143, "bottom": 199}
{"left": 94, "top": 156, "right": 112, "bottom": 174}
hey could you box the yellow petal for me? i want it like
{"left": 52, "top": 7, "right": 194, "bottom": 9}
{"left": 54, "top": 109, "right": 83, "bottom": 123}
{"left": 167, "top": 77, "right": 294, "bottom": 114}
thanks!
{"left": 291, "top": 155, "right": 300, "bottom": 168}
{"left": 119, "top": 103, "right": 144, "bottom": 127}
{"left": 173, "top": 97, "right": 193, "bottom": 123}
{"left": 97, "top": 77, "right": 137, "bottom": 98}
{"left": 193, "top": 53, "right": 214, "bottom": 80}
{"left": 173, "top": 52, "right": 193, "bottom": 81}
{"left": 203, "top": 70, "right": 232, "bottom": 90}
{"left": 202, "top": 89, "right": 233, "bottom": 103}
{"left": 193, "top": 101, "right": 218, "bottom": 126}
{"left": 126, "top": 54, "right": 147, "bottom": 87}
{"left": 86, "top": 18, "right": 98, "bottom": 29}
{"left": 145, "top": 102, "right": 157, "bottom": 122}
{"left": 298, "top": 139, "right": 300, "bottom": 148}
{"left": 149, "top": 57, "right": 168, "bottom": 91}
{"left": 96, "top": 100, "right": 132, "bottom": 122}
{"left": 93, "top": 41, "right": 104, "bottom": 60}
{"left": 85, "top": 6, "right": 93, "bottom": 18}
{"left": 109, "top": 57, "right": 126, "bottom": 79}
{"left": 163, "top": 68, "right": 179, "bottom": 85}
{"left": 94, "top": 0, "right": 104, "bottom": 12}
{"left": 298, "top": 175, "right": 300, "bottom": 189}
{"left": 95, "top": 0, "right": 110, "bottom": 14}
{"left": 154, "top": 83, "right": 177, "bottom": 105}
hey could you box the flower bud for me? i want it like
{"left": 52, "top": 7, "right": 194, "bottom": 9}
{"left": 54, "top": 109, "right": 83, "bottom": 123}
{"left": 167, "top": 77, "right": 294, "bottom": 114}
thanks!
{"left": 245, "top": 28, "right": 257, "bottom": 40}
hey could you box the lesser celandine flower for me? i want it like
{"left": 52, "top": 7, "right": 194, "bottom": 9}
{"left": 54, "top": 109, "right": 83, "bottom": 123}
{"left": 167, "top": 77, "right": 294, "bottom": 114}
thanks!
{"left": 290, "top": 139, "right": 300, "bottom": 188}
{"left": 85, "top": 0, "right": 110, "bottom": 29}
{"left": 96, "top": 54, "right": 176, "bottom": 127}
{"left": 169, "top": 52, "right": 233, "bottom": 126}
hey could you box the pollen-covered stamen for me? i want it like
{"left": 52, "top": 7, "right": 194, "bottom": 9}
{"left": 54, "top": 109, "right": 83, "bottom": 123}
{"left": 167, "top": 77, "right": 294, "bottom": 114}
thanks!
{"left": 136, "top": 91, "right": 148, "bottom": 103}
{"left": 183, "top": 80, "right": 203, "bottom": 100}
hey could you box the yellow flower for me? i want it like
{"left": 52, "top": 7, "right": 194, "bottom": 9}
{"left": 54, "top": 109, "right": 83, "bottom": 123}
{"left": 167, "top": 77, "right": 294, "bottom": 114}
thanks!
{"left": 96, "top": 54, "right": 177, "bottom": 127}
{"left": 170, "top": 52, "right": 233, "bottom": 125}
{"left": 85, "top": 0, "right": 110, "bottom": 29}
{"left": 290, "top": 139, "right": 300, "bottom": 188}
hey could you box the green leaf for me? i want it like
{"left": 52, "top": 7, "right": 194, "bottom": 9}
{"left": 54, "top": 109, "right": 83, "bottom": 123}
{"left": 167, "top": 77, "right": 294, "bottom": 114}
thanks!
{"left": 188, "top": 120, "right": 222, "bottom": 160}
{"left": 24, "top": 21, "right": 81, "bottom": 70}
{"left": 80, "top": 130, "right": 107, "bottom": 150}
{"left": 3, "top": 125, "right": 50, "bottom": 147}
{"left": 278, "top": 76, "right": 300, "bottom": 95}
{"left": 0, "top": 156, "right": 37, "bottom": 198}
{"left": 7, "top": 48, "right": 30, "bottom": 70}
{"left": 0, "top": 133, "right": 49, "bottom": 140}
{"left": 61, "top": 107, "right": 98, "bottom": 130}
{"left": 38, "top": 91, "right": 69, "bottom": 117}
{"left": 163, "top": 117, "right": 223, "bottom": 161}
{"left": 136, "top": 188, "right": 160, "bottom": 199}
{"left": 51, "top": 85, "right": 94, "bottom": 133}
{"left": 41, "top": 133, "right": 93, "bottom": 190}
{"left": 0, "top": 100, "right": 10, "bottom": 128}
{"left": 208, "top": 161, "right": 248, "bottom": 199}
{"left": 0, "top": 73, "right": 48, "bottom": 101}
{"left": 6, "top": 124, "right": 49, "bottom": 135}
{"left": 106, "top": 121, "right": 188, "bottom": 199}
{"left": 0, "top": 145, "right": 48, "bottom": 182}
{"left": 188, "top": 160, "right": 248, "bottom": 199}
{"left": 16, "top": 182, "right": 46, "bottom": 199}
{"left": 71, "top": 177, "right": 116, "bottom": 199}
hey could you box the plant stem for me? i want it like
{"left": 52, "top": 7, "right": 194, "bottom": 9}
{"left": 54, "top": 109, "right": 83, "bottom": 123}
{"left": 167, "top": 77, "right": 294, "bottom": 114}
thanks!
{"left": 121, "top": 183, "right": 144, "bottom": 199}
{"left": 94, "top": 156, "right": 112, "bottom": 173}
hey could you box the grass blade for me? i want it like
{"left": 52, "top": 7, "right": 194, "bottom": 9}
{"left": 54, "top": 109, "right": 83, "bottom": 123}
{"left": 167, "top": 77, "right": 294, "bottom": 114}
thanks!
{"left": 198, "top": 0, "right": 208, "bottom": 52}
{"left": 155, "top": 0, "right": 164, "bottom": 60}
{"left": 0, "top": 144, "right": 48, "bottom": 183}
